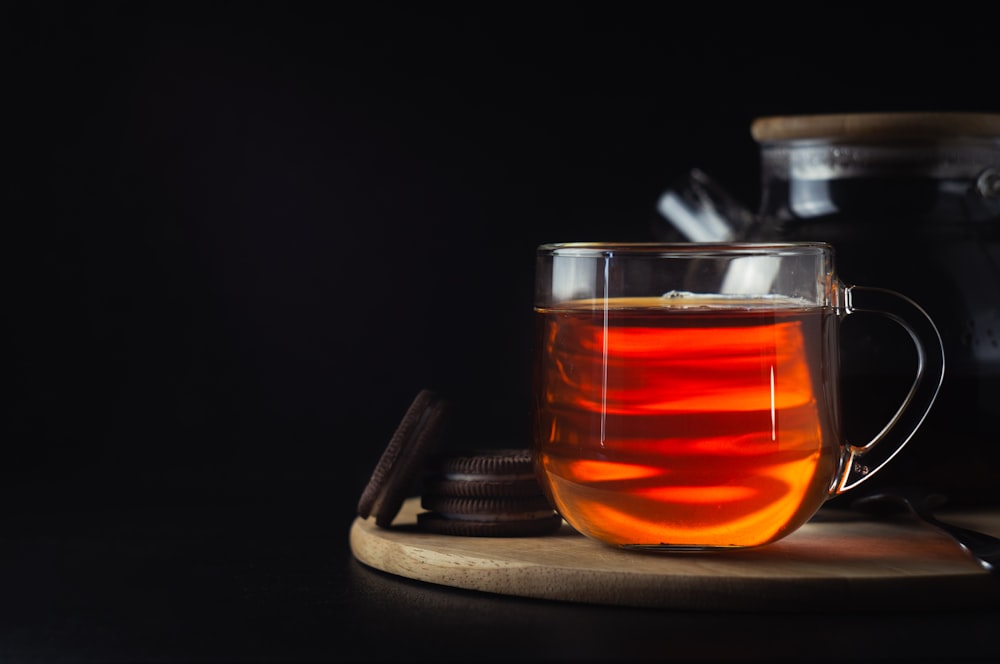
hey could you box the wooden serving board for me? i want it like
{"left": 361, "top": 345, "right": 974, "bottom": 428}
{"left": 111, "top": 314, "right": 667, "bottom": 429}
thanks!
{"left": 350, "top": 498, "right": 1000, "bottom": 612}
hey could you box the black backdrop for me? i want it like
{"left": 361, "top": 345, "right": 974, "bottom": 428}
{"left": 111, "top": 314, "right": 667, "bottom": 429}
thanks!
{"left": 7, "top": 3, "right": 999, "bottom": 523}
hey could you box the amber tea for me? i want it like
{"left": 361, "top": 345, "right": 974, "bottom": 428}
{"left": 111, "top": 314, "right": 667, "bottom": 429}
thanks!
{"left": 533, "top": 295, "right": 843, "bottom": 548}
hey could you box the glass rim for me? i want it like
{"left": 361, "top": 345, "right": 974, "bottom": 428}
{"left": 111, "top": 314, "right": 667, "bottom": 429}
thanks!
{"left": 537, "top": 241, "right": 833, "bottom": 257}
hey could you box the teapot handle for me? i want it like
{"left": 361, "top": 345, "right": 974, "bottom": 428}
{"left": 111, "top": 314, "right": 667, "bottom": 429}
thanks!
{"left": 833, "top": 285, "right": 946, "bottom": 494}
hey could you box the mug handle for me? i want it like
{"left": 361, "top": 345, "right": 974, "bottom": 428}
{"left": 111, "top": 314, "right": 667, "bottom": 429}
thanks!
{"left": 833, "top": 285, "right": 946, "bottom": 494}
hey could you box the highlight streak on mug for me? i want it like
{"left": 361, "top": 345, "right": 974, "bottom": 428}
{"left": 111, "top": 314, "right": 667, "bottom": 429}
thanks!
{"left": 532, "top": 243, "right": 944, "bottom": 550}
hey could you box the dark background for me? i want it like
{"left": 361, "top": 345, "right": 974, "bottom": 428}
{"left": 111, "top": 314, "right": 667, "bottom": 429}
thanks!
{"left": 7, "top": 0, "right": 1000, "bottom": 577}
{"left": 4, "top": 3, "right": 1000, "bottom": 662}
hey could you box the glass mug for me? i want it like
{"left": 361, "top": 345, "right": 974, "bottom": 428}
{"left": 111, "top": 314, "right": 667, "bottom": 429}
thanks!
{"left": 532, "top": 242, "right": 945, "bottom": 550}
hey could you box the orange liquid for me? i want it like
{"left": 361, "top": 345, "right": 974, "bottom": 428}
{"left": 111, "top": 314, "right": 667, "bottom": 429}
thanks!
{"left": 532, "top": 296, "right": 842, "bottom": 548}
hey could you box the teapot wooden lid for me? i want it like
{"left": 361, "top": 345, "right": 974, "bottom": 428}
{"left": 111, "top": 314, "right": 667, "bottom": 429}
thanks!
{"left": 751, "top": 112, "right": 1000, "bottom": 143}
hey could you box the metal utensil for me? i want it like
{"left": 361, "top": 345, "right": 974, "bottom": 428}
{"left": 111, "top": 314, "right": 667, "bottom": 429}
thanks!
{"left": 853, "top": 486, "right": 1000, "bottom": 574}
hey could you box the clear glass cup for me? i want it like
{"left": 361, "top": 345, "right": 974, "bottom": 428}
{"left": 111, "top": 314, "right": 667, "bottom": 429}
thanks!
{"left": 532, "top": 242, "right": 945, "bottom": 550}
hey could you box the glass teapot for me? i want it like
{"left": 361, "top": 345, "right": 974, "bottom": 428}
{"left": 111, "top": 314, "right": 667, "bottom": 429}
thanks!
{"left": 655, "top": 112, "right": 1000, "bottom": 506}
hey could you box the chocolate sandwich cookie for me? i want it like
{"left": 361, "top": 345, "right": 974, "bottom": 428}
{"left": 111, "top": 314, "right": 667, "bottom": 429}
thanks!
{"left": 422, "top": 448, "right": 546, "bottom": 497}
{"left": 416, "top": 509, "right": 564, "bottom": 537}
{"left": 418, "top": 448, "right": 563, "bottom": 537}
{"left": 357, "top": 389, "right": 449, "bottom": 527}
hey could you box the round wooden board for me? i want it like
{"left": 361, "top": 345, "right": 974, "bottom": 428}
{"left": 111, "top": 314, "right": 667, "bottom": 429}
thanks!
{"left": 350, "top": 498, "right": 1000, "bottom": 612}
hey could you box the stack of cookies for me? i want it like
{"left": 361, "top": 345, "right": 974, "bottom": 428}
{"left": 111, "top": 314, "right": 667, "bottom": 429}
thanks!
{"left": 357, "top": 389, "right": 563, "bottom": 537}
{"left": 418, "top": 448, "right": 563, "bottom": 537}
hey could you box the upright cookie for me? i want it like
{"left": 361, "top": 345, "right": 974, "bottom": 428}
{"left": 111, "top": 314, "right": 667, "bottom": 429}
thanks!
{"left": 357, "top": 389, "right": 449, "bottom": 527}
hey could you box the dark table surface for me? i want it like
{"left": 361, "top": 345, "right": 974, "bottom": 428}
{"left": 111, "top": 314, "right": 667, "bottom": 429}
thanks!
{"left": 3, "top": 465, "right": 998, "bottom": 664}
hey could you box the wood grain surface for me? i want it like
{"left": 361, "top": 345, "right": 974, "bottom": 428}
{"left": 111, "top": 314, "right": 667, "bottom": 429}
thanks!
{"left": 350, "top": 498, "right": 1000, "bottom": 612}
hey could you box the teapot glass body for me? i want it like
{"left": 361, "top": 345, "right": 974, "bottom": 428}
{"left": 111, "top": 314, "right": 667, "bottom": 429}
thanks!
{"left": 750, "top": 113, "right": 1000, "bottom": 505}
